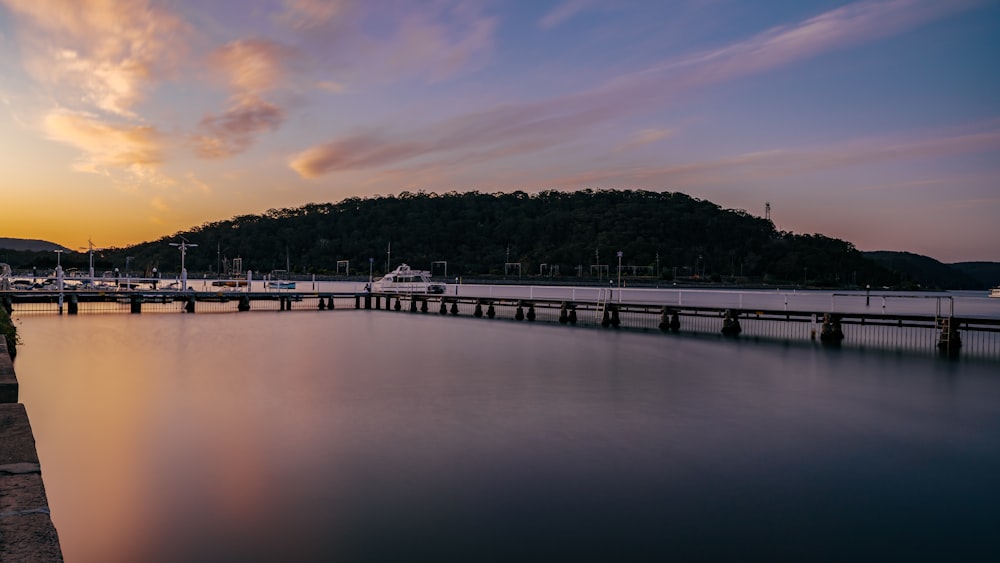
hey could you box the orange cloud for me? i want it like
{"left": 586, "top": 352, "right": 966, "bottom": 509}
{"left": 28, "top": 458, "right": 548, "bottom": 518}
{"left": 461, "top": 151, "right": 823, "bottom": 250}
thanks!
{"left": 1, "top": 0, "right": 188, "bottom": 116}
{"left": 43, "top": 109, "right": 162, "bottom": 172}
{"left": 208, "top": 39, "right": 298, "bottom": 95}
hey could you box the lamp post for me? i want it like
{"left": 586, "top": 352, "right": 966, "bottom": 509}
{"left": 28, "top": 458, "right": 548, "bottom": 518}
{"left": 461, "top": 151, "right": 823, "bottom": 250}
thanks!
{"left": 170, "top": 239, "right": 198, "bottom": 290}
{"left": 369, "top": 257, "right": 374, "bottom": 289}
{"left": 616, "top": 251, "right": 623, "bottom": 290}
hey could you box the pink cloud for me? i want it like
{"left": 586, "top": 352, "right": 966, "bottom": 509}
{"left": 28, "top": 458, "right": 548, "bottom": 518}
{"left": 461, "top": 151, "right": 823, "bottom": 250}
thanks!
{"left": 192, "top": 97, "right": 286, "bottom": 159}
{"left": 538, "top": 0, "right": 594, "bottom": 29}
{"left": 290, "top": 0, "right": 978, "bottom": 179}
{"left": 277, "top": 0, "right": 350, "bottom": 30}
{"left": 536, "top": 123, "right": 1000, "bottom": 189}
{"left": 193, "top": 39, "right": 299, "bottom": 158}
{"left": 279, "top": 1, "right": 497, "bottom": 85}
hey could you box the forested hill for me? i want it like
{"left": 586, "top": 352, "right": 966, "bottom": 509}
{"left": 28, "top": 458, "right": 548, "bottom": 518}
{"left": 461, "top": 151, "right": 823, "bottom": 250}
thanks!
{"left": 92, "top": 190, "right": 895, "bottom": 286}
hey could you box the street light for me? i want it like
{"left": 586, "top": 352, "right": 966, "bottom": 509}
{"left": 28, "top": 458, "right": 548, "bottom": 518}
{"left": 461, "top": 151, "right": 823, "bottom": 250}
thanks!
{"left": 169, "top": 239, "right": 198, "bottom": 290}
{"left": 617, "top": 251, "right": 623, "bottom": 290}
{"left": 369, "top": 257, "right": 374, "bottom": 288}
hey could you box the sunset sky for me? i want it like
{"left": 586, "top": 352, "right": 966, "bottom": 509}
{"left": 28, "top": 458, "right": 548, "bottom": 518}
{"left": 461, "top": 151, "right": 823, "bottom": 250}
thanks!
{"left": 1, "top": 0, "right": 998, "bottom": 262}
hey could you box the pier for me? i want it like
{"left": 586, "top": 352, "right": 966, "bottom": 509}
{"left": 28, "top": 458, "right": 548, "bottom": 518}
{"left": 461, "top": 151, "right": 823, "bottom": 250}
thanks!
{"left": 3, "top": 288, "right": 999, "bottom": 360}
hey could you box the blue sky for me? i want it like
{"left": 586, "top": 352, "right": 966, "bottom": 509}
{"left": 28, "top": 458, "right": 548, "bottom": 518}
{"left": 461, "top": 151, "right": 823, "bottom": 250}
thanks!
{"left": 1, "top": 0, "right": 998, "bottom": 262}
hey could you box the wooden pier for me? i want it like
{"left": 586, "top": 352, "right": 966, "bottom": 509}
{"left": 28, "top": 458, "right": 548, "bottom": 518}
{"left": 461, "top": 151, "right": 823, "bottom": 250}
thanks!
{"left": 3, "top": 290, "right": 999, "bottom": 360}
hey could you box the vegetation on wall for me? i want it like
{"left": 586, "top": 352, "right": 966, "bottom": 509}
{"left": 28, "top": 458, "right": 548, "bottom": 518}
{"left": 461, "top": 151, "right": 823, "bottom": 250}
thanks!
{"left": 1, "top": 306, "right": 18, "bottom": 360}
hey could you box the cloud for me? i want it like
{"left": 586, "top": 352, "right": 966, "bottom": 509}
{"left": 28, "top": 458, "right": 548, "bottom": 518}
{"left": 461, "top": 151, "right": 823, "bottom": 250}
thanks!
{"left": 43, "top": 109, "right": 162, "bottom": 172}
{"left": 290, "top": 0, "right": 976, "bottom": 179}
{"left": 150, "top": 196, "right": 169, "bottom": 212}
{"left": 192, "top": 97, "right": 286, "bottom": 159}
{"left": 290, "top": 134, "right": 427, "bottom": 179}
{"left": 614, "top": 128, "right": 674, "bottom": 153}
{"left": 277, "top": 0, "right": 349, "bottom": 30}
{"left": 208, "top": 38, "right": 298, "bottom": 95}
{"left": 538, "top": 123, "right": 1000, "bottom": 189}
{"left": 280, "top": 1, "right": 497, "bottom": 84}
{"left": 538, "top": 0, "right": 594, "bottom": 29}
{"left": 386, "top": 6, "right": 497, "bottom": 81}
{"left": 1, "top": 0, "right": 188, "bottom": 116}
{"left": 316, "top": 80, "right": 346, "bottom": 93}
{"left": 193, "top": 39, "right": 298, "bottom": 158}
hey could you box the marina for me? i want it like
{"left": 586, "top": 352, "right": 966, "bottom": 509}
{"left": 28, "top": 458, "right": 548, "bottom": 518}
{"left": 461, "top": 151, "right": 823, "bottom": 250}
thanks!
{"left": 3, "top": 280, "right": 999, "bottom": 360}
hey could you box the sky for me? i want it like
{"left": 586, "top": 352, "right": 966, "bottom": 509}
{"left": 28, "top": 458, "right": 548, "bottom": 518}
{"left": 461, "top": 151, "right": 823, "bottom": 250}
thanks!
{"left": 1, "top": 0, "right": 998, "bottom": 263}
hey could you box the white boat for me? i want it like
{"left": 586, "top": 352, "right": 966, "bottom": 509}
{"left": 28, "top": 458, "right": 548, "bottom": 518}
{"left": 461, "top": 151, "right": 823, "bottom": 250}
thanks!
{"left": 374, "top": 264, "right": 446, "bottom": 294}
{"left": 267, "top": 270, "right": 295, "bottom": 290}
{"left": 990, "top": 287, "right": 1000, "bottom": 298}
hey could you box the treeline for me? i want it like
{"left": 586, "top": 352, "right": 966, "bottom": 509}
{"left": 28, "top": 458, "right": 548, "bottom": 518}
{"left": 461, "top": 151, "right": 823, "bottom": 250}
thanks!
{"left": 6, "top": 190, "right": 900, "bottom": 287}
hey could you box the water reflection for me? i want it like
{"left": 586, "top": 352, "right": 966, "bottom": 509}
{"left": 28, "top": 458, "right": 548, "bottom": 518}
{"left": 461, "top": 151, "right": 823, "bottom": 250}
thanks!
{"left": 14, "top": 312, "right": 1000, "bottom": 562}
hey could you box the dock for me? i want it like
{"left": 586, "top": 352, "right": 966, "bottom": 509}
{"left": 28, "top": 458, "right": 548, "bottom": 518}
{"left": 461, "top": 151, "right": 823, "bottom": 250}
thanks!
{"left": 3, "top": 289, "right": 999, "bottom": 360}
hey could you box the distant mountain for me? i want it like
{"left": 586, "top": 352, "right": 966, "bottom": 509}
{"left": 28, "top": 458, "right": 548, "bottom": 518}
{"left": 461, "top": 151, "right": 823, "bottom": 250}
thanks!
{"left": 0, "top": 237, "right": 71, "bottom": 252}
{"left": 950, "top": 262, "right": 1000, "bottom": 288}
{"left": 863, "top": 251, "right": 986, "bottom": 290}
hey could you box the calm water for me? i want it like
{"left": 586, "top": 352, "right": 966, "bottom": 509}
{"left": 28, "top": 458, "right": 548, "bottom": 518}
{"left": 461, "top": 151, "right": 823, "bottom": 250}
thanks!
{"left": 13, "top": 310, "right": 1000, "bottom": 562}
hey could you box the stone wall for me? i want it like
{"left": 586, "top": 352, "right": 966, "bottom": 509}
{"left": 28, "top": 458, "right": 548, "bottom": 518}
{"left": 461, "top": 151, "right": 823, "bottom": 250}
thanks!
{"left": 0, "top": 337, "right": 63, "bottom": 561}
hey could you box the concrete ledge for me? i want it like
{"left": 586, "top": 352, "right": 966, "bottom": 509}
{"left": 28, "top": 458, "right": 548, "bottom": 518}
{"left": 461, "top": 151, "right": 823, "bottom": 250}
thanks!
{"left": 0, "top": 396, "right": 63, "bottom": 561}
{"left": 0, "top": 339, "right": 16, "bottom": 404}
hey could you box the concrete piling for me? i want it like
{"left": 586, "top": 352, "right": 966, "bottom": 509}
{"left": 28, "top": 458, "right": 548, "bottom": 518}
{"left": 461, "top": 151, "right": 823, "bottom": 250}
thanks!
{"left": 721, "top": 309, "right": 741, "bottom": 337}
{"left": 820, "top": 313, "right": 844, "bottom": 344}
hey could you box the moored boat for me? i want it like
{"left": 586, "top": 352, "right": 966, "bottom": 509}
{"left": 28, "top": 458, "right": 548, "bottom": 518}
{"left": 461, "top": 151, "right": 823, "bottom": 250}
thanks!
{"left": 266, "top": 270, "right": 295, "bottom": 290}
{"left": 990, "top": 287, "right": 1000, "bottom": 298}
{"left": 374, "top": 264, "right": 446, "bottom": 294}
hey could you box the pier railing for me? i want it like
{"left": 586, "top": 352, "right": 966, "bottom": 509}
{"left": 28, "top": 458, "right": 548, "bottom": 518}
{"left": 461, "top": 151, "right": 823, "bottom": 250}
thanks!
{"left": 3, "top": 290, "right": 999, "bottom": 360}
